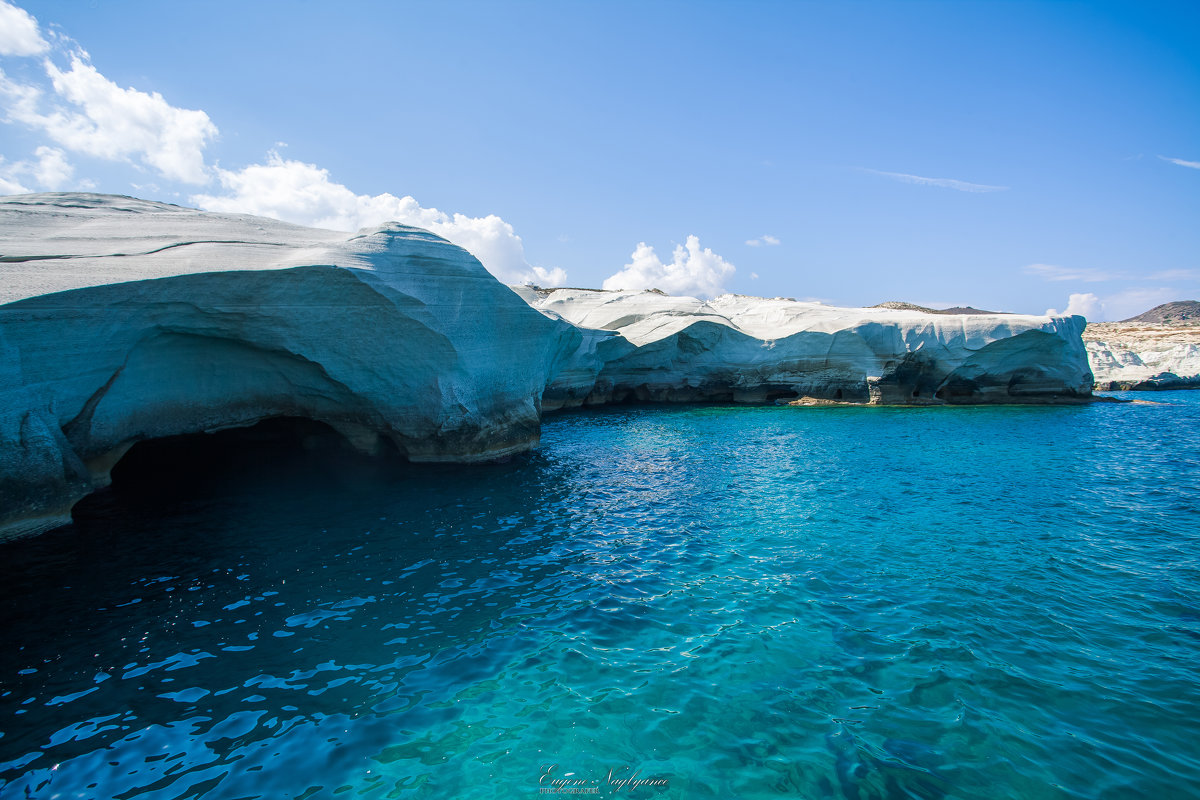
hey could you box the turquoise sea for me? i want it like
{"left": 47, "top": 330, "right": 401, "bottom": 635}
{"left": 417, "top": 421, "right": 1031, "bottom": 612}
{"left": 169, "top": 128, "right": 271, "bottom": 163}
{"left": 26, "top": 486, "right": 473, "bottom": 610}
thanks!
{"left": 2, "top": 393, "right": 1198, "bottom": 799}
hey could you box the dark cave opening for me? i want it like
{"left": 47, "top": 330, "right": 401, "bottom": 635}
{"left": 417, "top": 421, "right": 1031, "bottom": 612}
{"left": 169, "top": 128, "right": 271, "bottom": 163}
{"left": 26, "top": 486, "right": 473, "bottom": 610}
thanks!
{"left": 72, "top": 418, "right": 401, "bottom": 521}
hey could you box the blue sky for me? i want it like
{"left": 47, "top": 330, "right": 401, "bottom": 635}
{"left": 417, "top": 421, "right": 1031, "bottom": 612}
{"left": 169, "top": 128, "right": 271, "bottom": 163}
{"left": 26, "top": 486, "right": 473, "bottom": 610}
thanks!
{"left": 1, "top": 0, "right": 1197, "bottom": 319}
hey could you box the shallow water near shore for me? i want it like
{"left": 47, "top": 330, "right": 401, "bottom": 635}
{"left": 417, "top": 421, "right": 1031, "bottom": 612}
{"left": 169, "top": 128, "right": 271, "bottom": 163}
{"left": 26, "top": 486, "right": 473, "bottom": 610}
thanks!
{"left": 2, "top": 393, "right": 1199, "bottom": 799}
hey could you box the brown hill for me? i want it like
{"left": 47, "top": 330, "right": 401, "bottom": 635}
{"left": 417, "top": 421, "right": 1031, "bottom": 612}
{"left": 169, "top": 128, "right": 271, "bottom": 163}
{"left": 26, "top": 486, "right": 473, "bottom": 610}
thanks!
{"left": 1120, "top": 301, "right": 1200, "bottom": 325}
{"left": 871, "top": 301, "right": 1007, "bottom": 315}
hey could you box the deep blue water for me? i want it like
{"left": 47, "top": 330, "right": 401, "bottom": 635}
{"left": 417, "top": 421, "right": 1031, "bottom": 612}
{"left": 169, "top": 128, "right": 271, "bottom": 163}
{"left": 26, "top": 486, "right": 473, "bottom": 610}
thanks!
{"left": 2, "top": 393, "right": 1199, "bottom": 799}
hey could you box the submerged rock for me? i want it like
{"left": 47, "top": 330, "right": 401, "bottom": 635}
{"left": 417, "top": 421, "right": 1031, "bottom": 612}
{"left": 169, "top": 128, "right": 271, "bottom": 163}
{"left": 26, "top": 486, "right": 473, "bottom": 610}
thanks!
{"left": 0, "top": 193, "right": 576, "bottom": 537}
{"left": 514, "top": 288, "right": 1094, "bottom": 408}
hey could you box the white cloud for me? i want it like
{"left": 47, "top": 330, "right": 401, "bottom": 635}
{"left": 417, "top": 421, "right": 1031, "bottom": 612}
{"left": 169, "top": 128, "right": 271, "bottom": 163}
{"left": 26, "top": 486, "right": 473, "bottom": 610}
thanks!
{"left": 1102, "top": 287, "right": 1184, "bottom": 321}
{"left": 1149, "top": 268, "right": 1199, "bottom": 282}
{"left": 191, "top": 152, "right": 566, "bottom": 286}
{"left": 1159, "top": 155, "right": 1200, "bottom": 170}
{"left": 1025, "top": 263, "right": 1123, "bottom": 282}
{"left": 746, "top": 234, "right": 780, "bottom": 247}
{"left": 29, "top": 145, "right": 72, "bottom": 188}
{"left": 1044, "top": 287, "right": 1185, "bottom": 322}
{"left": 1045, "top": 292, "right": 1103, "bottom": 320}
{"left": 0, "top": 1, "right": 48, "bottom": 57}
{"left": 36, "top": 55, "right": 217, "bottom": 183}
{"left": 0, "top": 158, "right": 30, "bottom": 193}
{"left": 0, "top": 47, "right": 217, "bottom": 184}
{"left": 1027, "top": 263, "right": 1198, "bottom": 286}
{"left": 0, "top": 3, "right": 569, "bottom": 287}
{"left": 0, "top": 65, "right": 42, "bottom": 119}
{"left": 862, "top": 168, "right": 1008, "bottom": 193}
{"left": 602, "top": 235, "right": 736, "bottom": 298}
{"left": 0, "top": 144, "right": 75, "bottom": 191}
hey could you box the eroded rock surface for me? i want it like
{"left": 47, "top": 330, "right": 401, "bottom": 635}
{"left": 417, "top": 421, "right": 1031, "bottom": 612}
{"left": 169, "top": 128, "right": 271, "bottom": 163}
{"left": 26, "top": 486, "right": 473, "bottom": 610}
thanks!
{"left": 1084, "top": 321, "right": 1200, "bottom": 390}
{"left": 0, "top": 193, "right": 576, "bottom": 537}
{"left": 514, "top": 288, "right": 1094, "bottom": 409}
{"left": 2, "top": 193, "right": 1100, "bottom": 538}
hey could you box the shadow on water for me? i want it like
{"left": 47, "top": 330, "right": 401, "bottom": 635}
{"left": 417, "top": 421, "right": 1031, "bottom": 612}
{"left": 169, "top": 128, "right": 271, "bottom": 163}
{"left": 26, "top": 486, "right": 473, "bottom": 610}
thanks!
{"left": 0, "top": 418, "right": 582, "bottom": 798}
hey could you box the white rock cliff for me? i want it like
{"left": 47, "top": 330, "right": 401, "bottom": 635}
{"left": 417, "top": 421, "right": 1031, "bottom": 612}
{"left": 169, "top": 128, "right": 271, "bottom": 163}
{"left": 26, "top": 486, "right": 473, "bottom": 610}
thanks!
{"left": 0, "top": 194, "right": 577, "bottom": 536}
{"left": 1084, "top": 322, "right": 1200, "bottom": 390}
{"left": 513, "top": 288, "right": 1093, "bottom": 408}
{"left": 2, "top": 193, "right": 1096, "bottom": 537}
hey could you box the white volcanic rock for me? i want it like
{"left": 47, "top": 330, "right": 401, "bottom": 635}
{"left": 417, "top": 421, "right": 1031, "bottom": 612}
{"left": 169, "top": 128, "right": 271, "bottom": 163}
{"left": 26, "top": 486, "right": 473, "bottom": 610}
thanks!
{"left": 521, "top": 289, "right": 1094, "bottom": 407}
{"left": 1, "top": 192, "right": 1101, "bottom": 538}
{"left": 0, "top": 193, "right": 577, "bottom": 537}
{"left": 1084, "top": 322, "right": 1200, "bottom": 389}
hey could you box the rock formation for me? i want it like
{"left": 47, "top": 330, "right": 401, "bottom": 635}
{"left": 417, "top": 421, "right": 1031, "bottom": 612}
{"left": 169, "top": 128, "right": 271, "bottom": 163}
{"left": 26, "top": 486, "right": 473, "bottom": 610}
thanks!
{"left": 1084, "top": 318, "right": 1200, "bottom": 390}
{"left": 514, "top": 288, "right": 1094, "bottom": 409}
{"left": 1119, "top": 301, "right": 1200, "bottom": 325}
{"left": 0, "top": 193, "right": 577, "bottom": 537}
{"left": 1, "top": 193, "right": 1098, "bottom": 538}
{"left": 870, "top": 301, "right": 1007, "bottom": 315}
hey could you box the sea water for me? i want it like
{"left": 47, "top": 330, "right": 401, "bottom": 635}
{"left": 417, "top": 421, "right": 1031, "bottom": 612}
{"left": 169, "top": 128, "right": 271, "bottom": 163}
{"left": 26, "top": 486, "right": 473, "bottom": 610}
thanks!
{"left": 1, "top": 393, "right": 1198, "bottom": 799}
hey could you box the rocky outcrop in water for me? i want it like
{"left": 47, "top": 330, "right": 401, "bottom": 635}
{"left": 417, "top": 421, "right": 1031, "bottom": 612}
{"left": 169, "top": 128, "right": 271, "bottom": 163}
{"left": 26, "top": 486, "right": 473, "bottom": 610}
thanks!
{"left": 0, "top": 193, "right": 576, "bottom": 537}
{"left": 1084, "top": 320, "right": 1200, "bottom": 390}
{"left": 514, "top": 288, "right": 1094, "bottom": 409}
{"left": 2, "top": 193, "right": 1098, "bottom": 538}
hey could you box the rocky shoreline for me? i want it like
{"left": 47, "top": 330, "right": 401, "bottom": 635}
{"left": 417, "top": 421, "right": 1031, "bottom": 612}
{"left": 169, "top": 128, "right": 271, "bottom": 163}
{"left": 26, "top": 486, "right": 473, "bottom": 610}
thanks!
{"left": 0, "top": 193, "right": 1099, "bottom": 537}
{"left": 516, "top": 287, "right": 1092, "bottom": 409}
{"left": 1084, "top": 321, "right": 1200, "bottom": 391}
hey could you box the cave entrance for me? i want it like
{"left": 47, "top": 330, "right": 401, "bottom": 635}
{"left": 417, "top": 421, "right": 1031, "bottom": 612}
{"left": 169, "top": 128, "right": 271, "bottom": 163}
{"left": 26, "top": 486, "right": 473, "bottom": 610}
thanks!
{"left": 74, "top": 418, "right": 401, "bottom": 520}
{"left": 113, "top": 417, "right": 362, "bottom": 487}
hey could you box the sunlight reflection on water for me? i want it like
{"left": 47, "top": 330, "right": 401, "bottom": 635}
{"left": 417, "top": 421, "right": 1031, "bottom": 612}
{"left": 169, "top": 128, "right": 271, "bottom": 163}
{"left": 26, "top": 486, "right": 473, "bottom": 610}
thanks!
{"left": 2, "top": 393, "right": 1199, "bottom": 799}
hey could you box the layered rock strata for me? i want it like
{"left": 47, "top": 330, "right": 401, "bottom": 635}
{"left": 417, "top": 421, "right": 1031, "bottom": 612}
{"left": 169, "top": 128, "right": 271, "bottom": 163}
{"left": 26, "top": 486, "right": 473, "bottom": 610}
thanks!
{"left": 2, "top": 193, "right": 1099, "bottom": 538}
{"left": 0, "top": 193, "right": 576, "bottom": 537}
{"left": 1084, "top": 322, "right": 1200, "bottom": 390}
{"left": 513, "top": 288, "right": 1094, "bottom": 409}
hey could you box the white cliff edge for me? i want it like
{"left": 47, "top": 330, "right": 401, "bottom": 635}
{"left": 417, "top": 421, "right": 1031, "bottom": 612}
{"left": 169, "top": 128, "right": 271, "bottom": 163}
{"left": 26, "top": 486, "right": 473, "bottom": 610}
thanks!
{"left": 0, "top": 193, "right": 578, "bottom": 538}
{"left": 512, "top": 287, "right": 1093, "bottom": 409}
{"left": 1084, "top": 323, "right": 1200, "bottom": 390}
{"left": 2, "top": 193, "right": 1096, "bottom": 538}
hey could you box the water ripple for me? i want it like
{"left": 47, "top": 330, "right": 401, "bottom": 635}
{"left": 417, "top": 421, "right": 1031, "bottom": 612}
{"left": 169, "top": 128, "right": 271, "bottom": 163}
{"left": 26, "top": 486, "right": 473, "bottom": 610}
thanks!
{"left": 2, "top": 393, "right": 1199, "bottom": 798}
